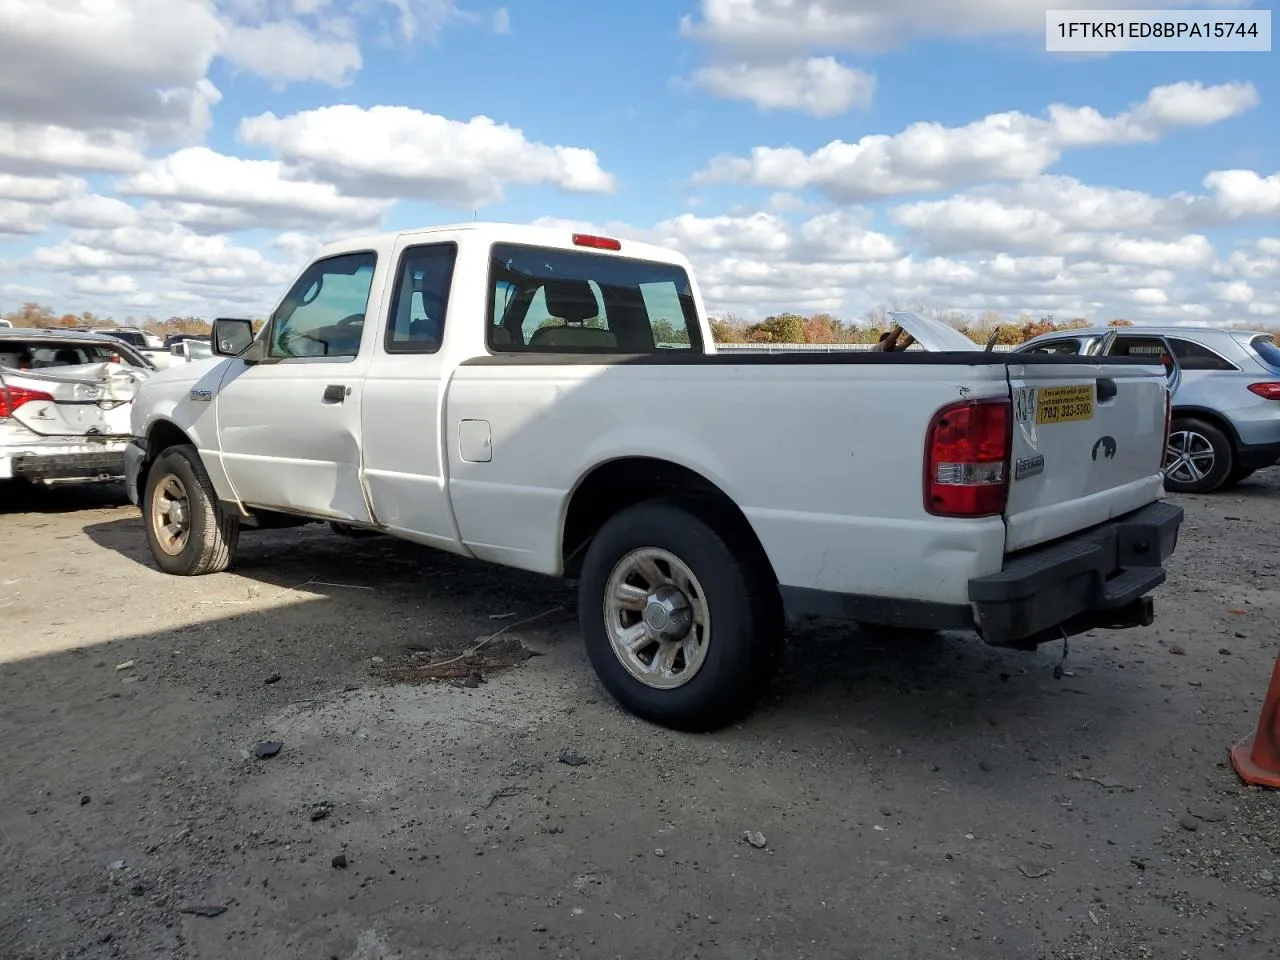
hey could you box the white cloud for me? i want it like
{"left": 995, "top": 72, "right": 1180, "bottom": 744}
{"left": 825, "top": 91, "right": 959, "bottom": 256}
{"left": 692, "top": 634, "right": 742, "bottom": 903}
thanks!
{"left": 492, "top": 7, "right": 511, "bottom": 33}
{"left": 116, "top": 146, "right": 394, "bottom": 230}
{"left": 219, "top": 20, "right": 363, "bottom": 85}
{"left": 0, "top": 124, "right": 149, "bottom": 175}
{"left": 695, "top": 81, "right": 1258, "bottom": 200}
{"left": 0, "top": 0, "right": 222, "bottom": 134}
{"left": 71, "top": 274, "right": 139, "bottom": 295}
{"left": 1203, "top": 169, "right": 1280, "bottom": 218}
{"left": 680, "top": 0, "right": 1254, "bottom": 53}
{"left": 530, "top": 204, "right": 1277, "bottom": 328}
{"left": 0, "top": 200, "right": 44, "bottom": 236}
{"left": 691, "top": 56, "right": 874, "bottom": 116}
{"left": 238, "top": 105, "right": 617, "bottom": 205}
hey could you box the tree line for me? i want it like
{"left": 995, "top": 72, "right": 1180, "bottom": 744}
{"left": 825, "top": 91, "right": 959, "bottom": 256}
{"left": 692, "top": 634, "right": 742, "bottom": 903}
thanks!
{"left": 706, "top": 309, "right": 1140, "bottom": 346}
{"left": 5, "top": 299, "right": 1272, "bottom": 347}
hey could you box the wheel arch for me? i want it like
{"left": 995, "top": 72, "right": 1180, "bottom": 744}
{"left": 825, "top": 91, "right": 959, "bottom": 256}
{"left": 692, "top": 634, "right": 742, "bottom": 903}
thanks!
{"left": 559, "top": 456, "right": 779, "bottom": 590}
{"left": 136, "top": 419, "right": 195, "bottom": 500}
{"left": 1170, "top": 406, "right": 1241, "bottom": 450}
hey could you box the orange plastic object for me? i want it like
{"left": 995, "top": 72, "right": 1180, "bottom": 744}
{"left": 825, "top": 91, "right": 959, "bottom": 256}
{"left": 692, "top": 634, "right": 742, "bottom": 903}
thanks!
{"left": 1231, "top": 651, "right": 1280, "bottom": 789}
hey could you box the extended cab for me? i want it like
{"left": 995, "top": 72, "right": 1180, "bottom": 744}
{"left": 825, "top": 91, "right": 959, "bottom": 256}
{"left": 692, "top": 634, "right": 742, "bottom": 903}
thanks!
{"left": 124, "top": 223, "right": 1183, "bottom": 731}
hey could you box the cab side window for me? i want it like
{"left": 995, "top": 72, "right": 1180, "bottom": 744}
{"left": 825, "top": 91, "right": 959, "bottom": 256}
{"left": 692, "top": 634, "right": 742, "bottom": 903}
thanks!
{"left": 1110, "top": 336, "right": 1172, "bottom": 365}
{"left": 385, "top": 243, "right": 458, "bottom": 354}
{"left": 269, "top": 252, "right": 377, "bottom": 359}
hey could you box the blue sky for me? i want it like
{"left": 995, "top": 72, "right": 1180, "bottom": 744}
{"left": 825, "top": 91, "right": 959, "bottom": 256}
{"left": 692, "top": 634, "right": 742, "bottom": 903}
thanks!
{"left": 0, "top": 0, "right": 1275, "bottom": 326}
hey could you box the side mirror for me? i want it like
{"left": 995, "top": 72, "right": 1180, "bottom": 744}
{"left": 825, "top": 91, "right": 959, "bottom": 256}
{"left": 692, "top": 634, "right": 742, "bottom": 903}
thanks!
{"left": 212, "top": 318, "right": 256, "bottom": 358}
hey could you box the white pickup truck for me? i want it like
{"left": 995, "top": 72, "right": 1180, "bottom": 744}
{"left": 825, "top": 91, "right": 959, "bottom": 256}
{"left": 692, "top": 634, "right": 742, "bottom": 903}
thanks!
{"left": 124, "top": 222, "right": 1183, "bottom": 730}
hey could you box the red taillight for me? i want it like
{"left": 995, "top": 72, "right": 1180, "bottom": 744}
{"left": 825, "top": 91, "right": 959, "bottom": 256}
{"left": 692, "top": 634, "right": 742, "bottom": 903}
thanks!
{"left": 924, "top": 398, "right": 1011, "bottom": 517}
{"left": 572, "top": 233, "right": 621, "bottom": 251}
{"left": 0, "top": 384, "right": 54, "bottom": 418}
{"left": 1247, "top": 382, "right": 1280, "bottom": 400}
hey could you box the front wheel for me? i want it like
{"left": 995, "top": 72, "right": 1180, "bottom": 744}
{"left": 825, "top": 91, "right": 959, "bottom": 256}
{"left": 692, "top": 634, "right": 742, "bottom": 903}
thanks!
{"left": 577, "top": 499, "right": 782, "bottom": 732}
{"left": 1163, "top": 417, "right": 1233, "bottom": 494}
{"left": 143, "top": 444, "right": 240, "bottom": 575}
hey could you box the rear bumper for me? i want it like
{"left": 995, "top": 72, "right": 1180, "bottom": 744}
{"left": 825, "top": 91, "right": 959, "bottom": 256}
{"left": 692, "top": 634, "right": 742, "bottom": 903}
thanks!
{"left": 968, "top": 500, "right": 1183, "bottom": 647}
{"left": 1235, "top": 438, "right": 1280, "bottom": 472}
{"left": 1, "top": 447, "right": 126, "bottom": 483}
{"left": 124, "top": 439, "right": 145, "bottom": 506}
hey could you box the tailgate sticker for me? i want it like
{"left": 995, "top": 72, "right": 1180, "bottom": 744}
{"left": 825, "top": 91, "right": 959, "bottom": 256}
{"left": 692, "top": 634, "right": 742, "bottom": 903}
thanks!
{"left": 1035, "top": 384, "right": 1094, "bottom": 425}
{"left": 1013, "top": 386, "right": 1035, "bottom": 423}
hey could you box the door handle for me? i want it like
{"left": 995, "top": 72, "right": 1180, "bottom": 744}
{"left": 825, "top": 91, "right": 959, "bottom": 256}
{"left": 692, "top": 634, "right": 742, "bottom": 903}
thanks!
{"left": 322, "top": 384, "right": 347, "bottom": 403}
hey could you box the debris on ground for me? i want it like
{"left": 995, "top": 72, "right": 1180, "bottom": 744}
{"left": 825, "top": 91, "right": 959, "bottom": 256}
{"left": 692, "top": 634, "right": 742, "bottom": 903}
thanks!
{"left": 114, "top": 660, "right": 134, "bottom": 672}
{"left": 310, "top": 803, "right": 332, "bottom": 822}
{"left": 331, "top": 854, "right": 348, "bottom": 869}
{"left": 178, "top": 904, "right": 227, "bottom": 918}
{"left": 264, "top": 673, "right": 282, "bottom": 685}
{"left": 1169, "top": 644, "right": 1187, "bottom": 655}
{"left": 1018, "top": 864, "right": 1053, "bottom": 879}
{"left": 1187, "top": 803, "right": 1227, "bottom": 823}
{"left": 744, "top": 831, "right": 767, "bottom": 849}
{"left": 484, "top": 785, "right": 526, "bottom": 808}
{"left": 559, "top": 749, "right": 590, "bottom": 767}
{"left": 1178, "top": 813, "right": 1202, "bottom": 832}
{"left": 251, "top": 741, "right": 282, "bottom": 759}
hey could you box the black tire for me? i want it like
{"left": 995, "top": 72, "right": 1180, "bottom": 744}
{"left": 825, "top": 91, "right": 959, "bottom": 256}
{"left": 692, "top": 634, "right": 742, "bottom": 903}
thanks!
{"left": 142, "top": 444, "right": 240, "bottom": 575}
{"left": 1163, "top": 417, "right": 1234, "bottom": 494}
{"left": 577, "top": 498, "right": 782, "bottom": 732}
{"left": 1222, "top": 465, "right": 1256, "bottom": 489}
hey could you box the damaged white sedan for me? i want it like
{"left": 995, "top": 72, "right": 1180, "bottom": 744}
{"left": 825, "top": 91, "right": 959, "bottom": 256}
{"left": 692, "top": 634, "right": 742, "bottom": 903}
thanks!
{"left": 0, "top": 329, "right": 153, "bottom": 486}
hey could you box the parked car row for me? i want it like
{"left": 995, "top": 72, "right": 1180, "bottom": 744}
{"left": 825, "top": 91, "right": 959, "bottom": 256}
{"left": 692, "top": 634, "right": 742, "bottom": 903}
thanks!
{"left": 1, "top": 328, "right": 213, "bottom": 486}
{"left": 1014, "top": 326, "right": 1280, "bottom": 494}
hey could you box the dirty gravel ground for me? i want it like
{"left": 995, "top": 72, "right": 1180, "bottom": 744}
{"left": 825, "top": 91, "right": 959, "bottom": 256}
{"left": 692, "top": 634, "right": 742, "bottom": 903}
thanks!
{"left": 1, "top": 478, "right": 1278, "bottom": 960}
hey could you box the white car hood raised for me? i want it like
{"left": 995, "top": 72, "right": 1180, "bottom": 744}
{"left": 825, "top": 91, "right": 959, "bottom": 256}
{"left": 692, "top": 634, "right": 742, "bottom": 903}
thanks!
{"left": 887, "top": 311, "right": 982, "bottom": 352}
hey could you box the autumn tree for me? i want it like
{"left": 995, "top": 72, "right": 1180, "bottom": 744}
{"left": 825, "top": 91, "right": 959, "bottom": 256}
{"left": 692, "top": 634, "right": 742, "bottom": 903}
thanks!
{"left": 1019, "top": 316, "right": 1059, "bottom": 341}
{"left": 746, "top": 313, "right": 806, "bottom": 343}
{"left": 708, "top": 315, "right": 745, "bottom": 342}
{"left": 1108, "top": 318, "right": 1134, "bottom": 327}
{"left": 802, "top": 313, "right": 842, "bottom": 343}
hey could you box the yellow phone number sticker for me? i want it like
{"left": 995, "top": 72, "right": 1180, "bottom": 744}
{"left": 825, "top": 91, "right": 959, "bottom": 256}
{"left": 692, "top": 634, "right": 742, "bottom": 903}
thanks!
{"left": 1036, "top": 384, "right": 1094, "bottom": 424}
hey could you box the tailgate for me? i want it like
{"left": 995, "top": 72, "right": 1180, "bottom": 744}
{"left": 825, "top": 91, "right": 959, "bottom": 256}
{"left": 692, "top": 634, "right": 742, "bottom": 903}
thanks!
{"left": 1005, "top": 359, "right": 1169, "bottom": 552}
{"left": 1, "top": 363, "right": 141, "bottom": 439}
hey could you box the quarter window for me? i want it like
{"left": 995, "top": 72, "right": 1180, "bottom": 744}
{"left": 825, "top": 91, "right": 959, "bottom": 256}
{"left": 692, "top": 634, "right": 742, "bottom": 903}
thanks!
{"left": 385, "top": 243, "right": 457, "bottom": 354}
{"left": 1167, "top": 337, "right": 1237, "bottom": 371}
{"left": 269, "top": 252, "right": 377, "bottom": 359}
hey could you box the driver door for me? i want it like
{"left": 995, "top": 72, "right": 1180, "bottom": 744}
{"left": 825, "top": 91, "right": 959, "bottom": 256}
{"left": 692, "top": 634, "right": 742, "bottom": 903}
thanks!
{"left": 214, "top": 250, "right": 384, "bottom": 522}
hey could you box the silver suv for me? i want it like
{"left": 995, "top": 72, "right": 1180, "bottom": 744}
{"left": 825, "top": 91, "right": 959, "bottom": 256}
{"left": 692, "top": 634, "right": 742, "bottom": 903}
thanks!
{"left": 1015, "top": 326, "right": 1280, "bottom": 494}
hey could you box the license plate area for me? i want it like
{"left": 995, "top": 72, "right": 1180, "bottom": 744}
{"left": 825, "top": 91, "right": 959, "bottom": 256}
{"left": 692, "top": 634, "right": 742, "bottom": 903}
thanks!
{"left": 1036, "top": 384, "right": 1094, "bottom": 425}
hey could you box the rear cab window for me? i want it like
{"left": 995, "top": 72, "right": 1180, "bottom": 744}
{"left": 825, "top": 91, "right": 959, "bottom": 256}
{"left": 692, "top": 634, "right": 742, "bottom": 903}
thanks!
{"left": 486, "top": 243, "right": 705, "bottom": 353}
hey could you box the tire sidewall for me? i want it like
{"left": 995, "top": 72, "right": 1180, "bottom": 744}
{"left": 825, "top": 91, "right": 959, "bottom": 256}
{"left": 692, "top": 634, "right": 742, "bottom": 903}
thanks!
{"left": 143, "top": 448, "right": 212, "bottom": 574}
{"left": 1165, "top": 417, "right": 1233, "bottom": 494}
{"left": 578, "top": 501, "right": 769, "bottom": 730}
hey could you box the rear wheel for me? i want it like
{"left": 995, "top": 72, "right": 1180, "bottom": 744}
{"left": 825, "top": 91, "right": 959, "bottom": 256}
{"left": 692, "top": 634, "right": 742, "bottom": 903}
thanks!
{"left": 1163, "top": 417, "right": 1233, "bottom": 494}
{"left": 143, "top": 444, "right": 240, "bottom": 575}
{"left": 577, "top": 499, "right": 782, "bottom": 732}
{"left": 1222, "top": 465, "right": 1256, "bottom": 489}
